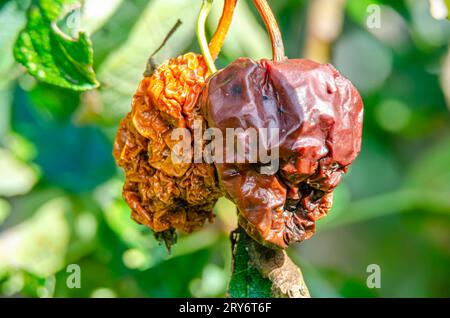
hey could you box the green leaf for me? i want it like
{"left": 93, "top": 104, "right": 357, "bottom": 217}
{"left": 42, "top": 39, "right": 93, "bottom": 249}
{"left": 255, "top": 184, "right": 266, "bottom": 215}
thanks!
{"left": 14, "top": 0, "right": 99, "bottom": 91}
{"left": 228, "top": 228, "right": 272, "bottom": 298}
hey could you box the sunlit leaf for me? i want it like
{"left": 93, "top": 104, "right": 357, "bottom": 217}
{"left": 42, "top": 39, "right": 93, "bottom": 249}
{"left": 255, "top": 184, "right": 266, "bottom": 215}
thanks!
{"left": 14, "top": 0, "right": 99, "bottom": 91}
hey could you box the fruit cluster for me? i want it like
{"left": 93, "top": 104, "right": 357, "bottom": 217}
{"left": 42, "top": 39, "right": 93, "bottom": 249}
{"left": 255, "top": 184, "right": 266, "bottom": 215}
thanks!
{"left": 113, "top": 0, "right": 363, "bottom": 249}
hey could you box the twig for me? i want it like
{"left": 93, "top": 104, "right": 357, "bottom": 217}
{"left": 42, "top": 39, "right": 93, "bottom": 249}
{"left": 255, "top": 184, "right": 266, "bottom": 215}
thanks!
{"left": 144, "top": 20, "right": 183, "bottom": 76}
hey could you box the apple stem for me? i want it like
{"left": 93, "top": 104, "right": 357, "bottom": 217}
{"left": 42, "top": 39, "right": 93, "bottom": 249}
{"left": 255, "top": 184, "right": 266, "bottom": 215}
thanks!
{"left": 253, "top": 0, "right": 285, "bottom": 61}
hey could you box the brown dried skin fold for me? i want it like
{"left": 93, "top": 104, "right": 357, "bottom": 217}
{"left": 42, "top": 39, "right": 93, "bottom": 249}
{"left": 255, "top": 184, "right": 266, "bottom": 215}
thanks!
{"left": 113, "top": 53, "right": 222, "bottom": 236}
{"left": 201, "top": 58, "right": 364, "bottom": 249}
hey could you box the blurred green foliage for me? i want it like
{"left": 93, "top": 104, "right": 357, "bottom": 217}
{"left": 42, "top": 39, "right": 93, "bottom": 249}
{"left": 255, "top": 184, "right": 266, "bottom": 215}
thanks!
{"left": 0, "top": 0, "right": 449, "bottom": 298}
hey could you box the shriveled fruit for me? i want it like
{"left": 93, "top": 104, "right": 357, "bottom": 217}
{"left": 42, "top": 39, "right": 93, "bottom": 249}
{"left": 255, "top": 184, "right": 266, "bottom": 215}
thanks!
{"left": 113, "top": 1, "right": 236, "bottom": 247}
{"left": 200, "top": 57, "right": 363, "bottom": 248}
{"left": 113, "top": 0, "right": 364, "bottom": 250}
{"left": 113, "top": 53, "right": 221, "bottom": 237}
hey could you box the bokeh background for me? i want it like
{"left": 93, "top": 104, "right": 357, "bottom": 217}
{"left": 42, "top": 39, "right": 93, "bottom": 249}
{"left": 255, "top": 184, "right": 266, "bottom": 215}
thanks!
{"left": 0, "top": 0, "right": 449, "bottom": 298}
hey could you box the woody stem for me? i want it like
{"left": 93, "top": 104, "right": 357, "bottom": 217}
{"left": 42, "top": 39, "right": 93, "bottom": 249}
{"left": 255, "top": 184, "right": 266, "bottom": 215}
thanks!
{"left": 253, "top": 0, "right": 285, "bottom": 61}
